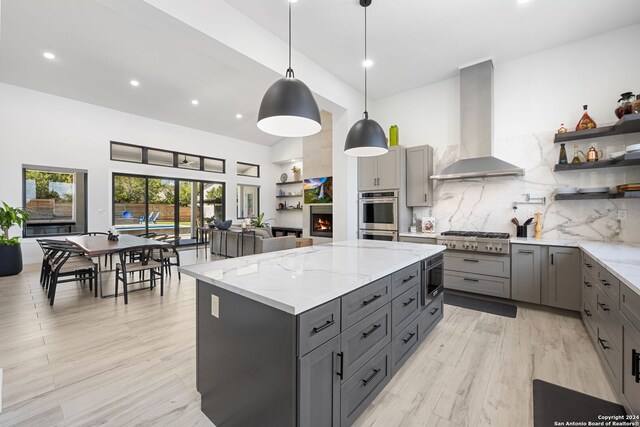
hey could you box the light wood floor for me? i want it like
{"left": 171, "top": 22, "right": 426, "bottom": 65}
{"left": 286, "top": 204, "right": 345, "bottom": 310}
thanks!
{"left": 0, "top": 249, "right": 616, "bottom": 426}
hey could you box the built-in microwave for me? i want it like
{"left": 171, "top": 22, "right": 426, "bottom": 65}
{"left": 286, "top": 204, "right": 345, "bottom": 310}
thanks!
{"left": 358, "top": 190, "right": 399, "bottom": 231}
{"left": 422, "top": 254, "right": 443, "bottom": 306}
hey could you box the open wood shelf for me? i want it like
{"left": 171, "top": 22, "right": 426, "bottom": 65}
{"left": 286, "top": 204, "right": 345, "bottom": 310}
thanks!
{"left": 276, "top": 181, "right": 303, "bottom": 185}
{"left": 276, "top": 208, "right": 303, "bottom": 211}
{"left": 276, "top": 195, "right": 302, "bottom": 198}
{"left": 554, "top": 192, "right": 640, "bottom": 201}
{"left": 554, "top": 152, "right": 640, "bottom": 172}
{"left": 554, "top": 113, "right": 640, "bottom": 143}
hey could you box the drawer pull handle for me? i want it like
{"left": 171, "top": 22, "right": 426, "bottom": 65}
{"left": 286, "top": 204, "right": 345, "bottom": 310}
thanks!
{"left": 402, "top": 297, "right": 416, "bottom": 307}
{"left": 402, "top": 275, "right": 416, "bottom": 283}
{"left": 463, "top": 278, "right": 479, "bottom": 282}
{"left": 463, "top": 258, "right": 480, "bottom": 262}
{"left": 362, "top": 368, "right": 381, "bottom": 386}
{"left": 337, "top": 352, "right": 344, "bottom": 380}
{"left": 598, "top": 338, "right": 610, "bottom": 350}
{"left": 312, "top": 319, "right": 335, "bottom": 334}
{"left": 518, "top": 250, "right": 534, "bottom": 254}
{"left": 583, "top": 281, "right": 592, "bottom": 288}
{"left": 585, "top": 263, "right": 592, "bottom": 268}
{"left": 430, "top": 307, "right": 440, "bottom": 315}
{"left": 598, "top": 303, "right": 610, "bottom": 312}
{"left": 402, "top": 332, "right": 416, "bottom": 344}
{"left": 632, "top": 349, "right": 640, "bottom": 383}
{"left": 583, "top": 308, "right": 592, "bottom": 317}
{"left": 362, "top": 324, "right": 381, "bottom": 338}
{"left": 362, "top": 294, "right": 382, "bottom": 306}
{"left": 601, "top": 280, "right": 611, "bottom": 287}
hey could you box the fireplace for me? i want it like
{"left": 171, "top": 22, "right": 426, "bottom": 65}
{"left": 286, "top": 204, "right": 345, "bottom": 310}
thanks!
{"left": 310, "top": 206, "right": 333, "bottom": 238}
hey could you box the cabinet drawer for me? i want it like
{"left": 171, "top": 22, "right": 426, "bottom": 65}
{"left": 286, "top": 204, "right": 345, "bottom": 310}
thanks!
{"left": 622, "top": 316, "right": 640, "bottom": 415}
{"left": 444, "top": 271, "right": 511, "bottom": 299}
{"left": 596, "top": 290, "right": 621, "bottom": 350}
{"left": 621, "top": 284, "right": 640, "bottom": 334}
{"left": 597, "top": 325, "right": 621, "bottom": 388}
{"left": 582, "top": 270, "right": 597, "bottom": 307}
{"left": 444, "top": 252, "right": 510, "bottom": 278}
{"left": 582, "top": 252, "right": 598, "bottom": 274}
{"left": 420, "top": 294, "right": 444, "bottom": 341}
{"left": 298, "top": 298, "right": 341, "bottom": 357}
{"left": 399, "top": 236, "right": 437, "bottom": 245}
{"left": 340, "top": 344, "right": 391, "bottom": 427}
{"left": 342, "top": 276, "right": 392, "bottom": 330}
{"left": 597, "top": 268, "right": 620, "bottom": 307}
{"left": 391, "top": 262, "right": 421, "bottom": 298}
{"left": 341, "top": 304, "right": 391, "bottom": 382}
{"left": 581, "top": 299, "right": 597, "bottom": 342}
{"left": 391, "top": 284, "right": 421, "bottom": 336}
{"left": 392, "top": 317, "right": 420, "bottom": 374}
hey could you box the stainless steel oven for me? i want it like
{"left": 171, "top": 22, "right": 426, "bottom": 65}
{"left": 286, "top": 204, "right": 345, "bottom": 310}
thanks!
{"left": 358, "top": 230, "right": 398, "bottom": 242}
{"left": 358, "top": 190, "right": 399, "bottom": 231}
{"left": 422, "top": 254, "right": 443, "bottom": 306}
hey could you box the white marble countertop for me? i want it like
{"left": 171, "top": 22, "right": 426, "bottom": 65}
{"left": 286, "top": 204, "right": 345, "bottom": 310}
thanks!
{"left": 579, "top": 242, "right": 640, "bottom": 296}
{"left": 510, "top": 237, "right": 580, "bottom": 247}
{"left": 398, "top": 232, "right": 439, "bottom": 239}
{"left": 180, "top": 240, "right": 445, "bottom": 315}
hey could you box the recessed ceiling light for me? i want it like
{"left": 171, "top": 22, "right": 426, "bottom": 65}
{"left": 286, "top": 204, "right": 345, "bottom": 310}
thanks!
{"left": 43, "top": 52, "right": 56, "bottom": 60}
{"left": 517, "top": 0, "right": 532, "bottom": 5}
{"left": 287, "top": 0, "right": 298, "bottom": 3}
{"left": 362, "top": 59, "right": 373, "bottom": 68}
{"left": 235, "top": 113, "right": 243, "bottom": 119}
{"left": 191, "top": 99, "right": 199, "bottom": 105}
{"left": 130, "top": 80, "right": 140, "bottom": 87}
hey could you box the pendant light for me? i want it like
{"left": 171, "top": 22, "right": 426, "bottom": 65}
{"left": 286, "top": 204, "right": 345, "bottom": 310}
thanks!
{"left": 257, "top": 1, "right": 321, "bottom": 138}
{"left": 344, "top": 0, "right": 388, "bottom": 157}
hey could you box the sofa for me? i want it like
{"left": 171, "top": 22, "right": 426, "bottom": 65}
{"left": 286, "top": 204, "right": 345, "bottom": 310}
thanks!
{"left": 210, "top": 226, "right": 296, "bottom": 257}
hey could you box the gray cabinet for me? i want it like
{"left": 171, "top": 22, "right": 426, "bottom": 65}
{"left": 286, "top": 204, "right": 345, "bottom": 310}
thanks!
{"left": 406, "top": 145, "right": 434, "bottom": 207}
{"left": 622, "top": 315, "right": 640, "bottom": 415}
{"left": 357, "top": 146, "right": 403, "bottom": 191}
{"left": 299, "top": 336, "right": 341, "bottom": 427}
{"left": 547, "top": 247, "right": 581, "bottom": 311}
{"left": 511, "top": 244, "right": 541, "bottom": 304}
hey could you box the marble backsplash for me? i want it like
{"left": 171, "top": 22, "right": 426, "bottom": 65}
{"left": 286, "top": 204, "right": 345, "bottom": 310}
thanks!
{"left": 411, "top": 131, "right": 640, "bottom": 243}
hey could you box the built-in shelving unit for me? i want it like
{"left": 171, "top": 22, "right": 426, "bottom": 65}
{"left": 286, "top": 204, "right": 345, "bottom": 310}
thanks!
{"left": 276, "top": 180, "right": 303, "bottom": 185}
{"left": 553, "top": 113, "right": 640, "bottom": 143}
{"left": 554, "top": 192, "right": 640, "bottom": 201}
{"left": 554, "top": 152, "right": 640, "bottom": 172}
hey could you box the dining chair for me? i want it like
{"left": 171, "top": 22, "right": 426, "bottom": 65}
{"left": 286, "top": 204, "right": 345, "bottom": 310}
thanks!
{"left": 44, "top": 242, "right": 99, "bottom": 306}
{"left": 153, "top": 236, "right": 182, "bottom": 280}
{"left": 78, "top": 232, "right": 113, "bottom": 270}
{"left": 115, "top": 245, "right": 164, "bottom": 304}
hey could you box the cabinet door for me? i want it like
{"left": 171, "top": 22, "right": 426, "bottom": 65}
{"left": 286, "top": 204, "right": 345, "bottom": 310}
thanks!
{"left": 622, "top": 316, "right": 640, "bottom": 415}
{"left": 406, "top": 145, "right": 433, "bottom": 207}
{"left": 547, "top": 247, "right": 581, "bottom": 311}
{"left": 357, "top": 156, "right": 378, "bottom": 191}
{"left": 298, "top": 335, "right": 341, "bottom": 427}
{"left": 376, "top": 147, "right": 401, "bottom": 190}
{"left": 511, "top": 245, "right": 541, "bottom": 304}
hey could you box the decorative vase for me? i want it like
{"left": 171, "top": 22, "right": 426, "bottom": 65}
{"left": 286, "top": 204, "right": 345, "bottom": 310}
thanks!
{"left": 534, "top": 212, "right": 543, "bottom": 239}
{"left": 389, "top": 125, "right": 399, "bottom": 146}
{"left": 293, "top": 172, "right": 301, "bottom": 181}
{"left": 575, "top": 105, "right": 596, "bottom": 131}
{"left": 0, "top": 244, "right": 23, "bottom": 276}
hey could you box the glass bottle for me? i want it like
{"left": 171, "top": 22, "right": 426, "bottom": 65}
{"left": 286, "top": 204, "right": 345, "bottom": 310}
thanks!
{"left": 557, "top": 123, "right": 567, "bottom": 134}
{"left": 571, "top": 145, "right": 581, "bottom": 164}
{"left": 615, "top": 92, "right": 635, "bottom": 119}
{"left": 558, "top": 143, "right": 568, "bottom": 165}
{"left": 633, "top": 95, "right": 640, "bottom": 114}
{"left": 576, "top": 105, "right": 597, "bottom": 131}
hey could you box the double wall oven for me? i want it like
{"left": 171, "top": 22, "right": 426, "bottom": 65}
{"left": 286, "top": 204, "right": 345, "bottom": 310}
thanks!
{"left": 358, "top": 190, "right": 399, "bottom": 241}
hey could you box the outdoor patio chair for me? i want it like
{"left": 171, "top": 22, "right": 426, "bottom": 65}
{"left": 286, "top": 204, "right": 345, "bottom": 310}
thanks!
{"left": 151, "top": 212, "right": 160, "bottom": 223}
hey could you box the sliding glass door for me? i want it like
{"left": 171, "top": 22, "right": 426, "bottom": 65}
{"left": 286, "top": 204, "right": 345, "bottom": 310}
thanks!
{"left": 113, "top": 173, "right": 224, "bottom": 244}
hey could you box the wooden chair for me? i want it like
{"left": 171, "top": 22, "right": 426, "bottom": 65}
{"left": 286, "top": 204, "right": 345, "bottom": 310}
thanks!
{"left": 44, "top": 242, "right": 98, "bottom": 306}
{"left": 115, "top": 245, "right": 164, "bottom": 304}
{"left": 153, "top": 236, "right": 182, "bottom": 280}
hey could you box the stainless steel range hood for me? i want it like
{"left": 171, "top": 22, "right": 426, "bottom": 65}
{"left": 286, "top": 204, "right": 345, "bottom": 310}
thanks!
{"left": 431, "top": 60, "right": 524, "bottom": 180}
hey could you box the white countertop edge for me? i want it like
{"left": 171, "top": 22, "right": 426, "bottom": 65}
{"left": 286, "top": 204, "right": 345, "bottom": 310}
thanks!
{"left": 509, "top": 237, "right": 581, "bottom": 247}
{"left": 578, "top": 243, "right": 640, "bottom": 297}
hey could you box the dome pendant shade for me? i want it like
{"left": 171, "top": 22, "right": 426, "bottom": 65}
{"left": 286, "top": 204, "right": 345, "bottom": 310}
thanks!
{"left": 257, "top": 77, "right": 322, "bottom": 137}
{"left": 344, "top": 116, "right": 388, "bottom": 157}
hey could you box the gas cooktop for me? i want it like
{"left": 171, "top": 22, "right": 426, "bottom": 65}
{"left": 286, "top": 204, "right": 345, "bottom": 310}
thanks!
{"left": 437, "top": 230, "right": 511, "bottom": 254}
{"left": 440, "top": 231, "right": 510, "bottom": 239}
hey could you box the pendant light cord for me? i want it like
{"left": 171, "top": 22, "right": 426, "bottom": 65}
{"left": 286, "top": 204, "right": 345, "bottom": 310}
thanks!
{"left": 363, "top": 5, "right": 368, "bottom": 119}
{"left": 286, "top": 2, "right": 294, "bottom": 78}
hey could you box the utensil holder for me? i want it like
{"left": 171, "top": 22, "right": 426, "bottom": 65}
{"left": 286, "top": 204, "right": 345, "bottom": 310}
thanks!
{"left": 516, "top": 226, "right": 527, "bottom": 238}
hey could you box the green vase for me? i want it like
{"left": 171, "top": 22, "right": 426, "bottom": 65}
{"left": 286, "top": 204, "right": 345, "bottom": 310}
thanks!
{"left": 389, "top": 125, "right": 398, "bottom": 146}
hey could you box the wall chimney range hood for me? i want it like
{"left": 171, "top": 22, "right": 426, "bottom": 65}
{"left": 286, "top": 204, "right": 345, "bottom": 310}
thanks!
{"left": 431, "top": 60, "right": 524, "bottom": 180}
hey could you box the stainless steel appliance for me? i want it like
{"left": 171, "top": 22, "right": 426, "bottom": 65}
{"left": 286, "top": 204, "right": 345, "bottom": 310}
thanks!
{"left": 437, "top": 230, "right": 511, "bottom": 255}
{"left": 422, "top": 254, "right": 443, "bottom": 306}
{"left": 358, "top": 190, "right": 399, "bottom": 232}
{"left": 358, "top": 229, "right": 398, "bottom": 242}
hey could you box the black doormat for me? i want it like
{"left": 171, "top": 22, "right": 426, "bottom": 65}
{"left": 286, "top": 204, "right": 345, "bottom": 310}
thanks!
{"left": 533, "top": 379, "right": 626, "bottom": 427}
{"left": 443, "top": 291, "right": 517, "bottom": 318}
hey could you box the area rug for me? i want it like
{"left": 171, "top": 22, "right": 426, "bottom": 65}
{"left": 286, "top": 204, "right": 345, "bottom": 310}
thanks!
{"left": 533, "top": 379, "right": 626, "bottom": 427}
{"left": 443, "top": 291, "right": 517, "bottom": 318}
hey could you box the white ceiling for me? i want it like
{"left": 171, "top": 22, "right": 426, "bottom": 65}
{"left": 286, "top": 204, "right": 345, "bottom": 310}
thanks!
{"left": 223, "top": 0, "right": 640, "bottom": 99}
{"left": 0, "top": 0, "right": 284, "bottom": 146}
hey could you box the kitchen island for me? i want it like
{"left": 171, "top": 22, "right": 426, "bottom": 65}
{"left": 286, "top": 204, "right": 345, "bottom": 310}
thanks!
{"left": 180, "top": 240, "right": 446, "bottom": 427}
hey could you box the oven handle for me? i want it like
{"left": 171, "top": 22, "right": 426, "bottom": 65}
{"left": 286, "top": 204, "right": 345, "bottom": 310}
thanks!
{"left": 361, "top": 230, "right": 397, "bottom": 236}
{"left": 360, "top": 198, "right": 398, "bottom": 204}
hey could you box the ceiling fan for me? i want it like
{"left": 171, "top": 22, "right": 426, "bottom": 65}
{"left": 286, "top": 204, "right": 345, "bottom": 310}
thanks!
{"left": 181, "top": 155, "right": 196, "bottom": 166}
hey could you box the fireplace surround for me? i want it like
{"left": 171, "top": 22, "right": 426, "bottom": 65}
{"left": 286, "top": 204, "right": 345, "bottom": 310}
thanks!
{"left": 310, "top": 205, "right": 333, "bottom": 238}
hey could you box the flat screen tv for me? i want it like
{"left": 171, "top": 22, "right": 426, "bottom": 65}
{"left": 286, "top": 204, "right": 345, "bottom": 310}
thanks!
{"left": 304, "top": 177, "right": 333, "bottom": 204}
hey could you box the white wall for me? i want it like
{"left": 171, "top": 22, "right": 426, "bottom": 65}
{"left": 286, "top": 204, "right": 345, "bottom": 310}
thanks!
{"left": 0, "top": 83, "right": 277, "bottom": 263}
{"left": 372, "top": 24, "right": 640, "bottom": 242}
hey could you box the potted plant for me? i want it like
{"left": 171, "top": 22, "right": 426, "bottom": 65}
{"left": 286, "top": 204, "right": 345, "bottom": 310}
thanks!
{"left": 0, "top": 202, "right": 30, "bottom": 276}
{"left": 291, "top": 166, "right": 301, "bottom": 182}
{"left": 250, "top": 212, "right": 274, "bottom": 229}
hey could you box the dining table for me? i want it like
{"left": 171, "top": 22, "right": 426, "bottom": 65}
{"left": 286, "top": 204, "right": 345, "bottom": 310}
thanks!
{"left": 66, "top": 234, "right": 169, "bottom": 297}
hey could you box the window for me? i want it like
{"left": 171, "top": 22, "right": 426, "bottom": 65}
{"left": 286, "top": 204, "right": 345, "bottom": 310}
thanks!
{"left": 112, "top": 173, "right": 225, "bottom": 244}
{"left": 237, "top": 185, "right": 259, "bottom": 219}
{"left": 110, "top": 141, "right": 225, "bottom": 174}
{"left": 23, "top": 166, "right": 88, "bottom": 237}
{"left": 237, "top": 162, "right": 260, "bottom": 177}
